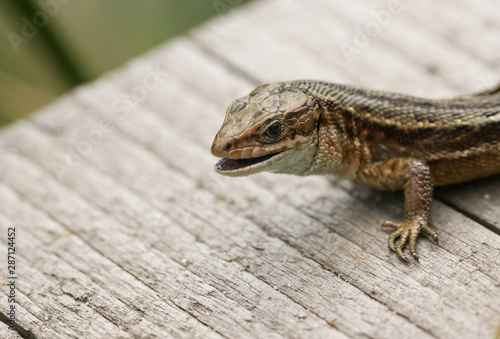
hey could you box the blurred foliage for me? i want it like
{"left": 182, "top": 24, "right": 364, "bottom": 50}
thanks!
{"left": 0, "top": 0, "right": 252, "bottom": 126}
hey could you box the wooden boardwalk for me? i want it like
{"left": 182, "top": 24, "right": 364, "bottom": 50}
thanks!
{"left": 1, "top": 0, "right": 500, "bottom": 338}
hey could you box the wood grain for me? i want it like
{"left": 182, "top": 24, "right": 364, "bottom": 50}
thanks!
{"left": 0, "top": 0, "right": 499, "bottom": 338}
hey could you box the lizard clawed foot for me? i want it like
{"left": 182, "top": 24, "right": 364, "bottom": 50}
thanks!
{"left": 382, "top": 220, "right": 439, "bottom": 262}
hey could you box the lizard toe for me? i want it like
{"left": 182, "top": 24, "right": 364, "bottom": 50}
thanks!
{"left": 385, "top": 220, "right": 436, "bottom": 262}
{"left": 386, "top": 221, "right": 405, "bottom": 251}
{"left": 382, "top": 221, "right": 400, "bottom": 229}
{"left": 422, "top": 224, "right": 439, "bottom": 245}
{"left": 394, "top": 227, "right": 411, "bottom": 262}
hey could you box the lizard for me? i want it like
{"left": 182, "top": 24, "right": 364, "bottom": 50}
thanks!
{"left": 210, "top": 80, "right": 500, "bottom": 262}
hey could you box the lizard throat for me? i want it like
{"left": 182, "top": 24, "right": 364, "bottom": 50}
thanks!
{"left": 214, "top": 150, "right": 285, "bottom": 175}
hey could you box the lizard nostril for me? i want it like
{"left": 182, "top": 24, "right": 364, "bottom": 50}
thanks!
{"left": 225, "top": 143, "right": 232, "bottom": 151}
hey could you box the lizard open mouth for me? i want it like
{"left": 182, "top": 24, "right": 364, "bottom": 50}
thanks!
{"left": 215, "top": 150, "right": 285, "bottom": 172}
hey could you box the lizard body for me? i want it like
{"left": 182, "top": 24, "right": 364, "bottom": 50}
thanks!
{"left": 211, "top": 81, "right": 500, "bottom": 261}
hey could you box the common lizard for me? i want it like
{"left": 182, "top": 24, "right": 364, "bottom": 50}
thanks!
{"left": 211, "top": 80, "right": 500, "bottom": 261}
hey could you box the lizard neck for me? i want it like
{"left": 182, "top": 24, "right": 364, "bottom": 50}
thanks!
{"left": 304, "top": 105, "right": 360, "bottom": 178}
{"left": 291, "top": 81, "right": 365, "bottom": 179}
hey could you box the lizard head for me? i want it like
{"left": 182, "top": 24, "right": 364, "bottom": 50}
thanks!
{"left": 211, "top": 82, "right": 322, "bottom": 177}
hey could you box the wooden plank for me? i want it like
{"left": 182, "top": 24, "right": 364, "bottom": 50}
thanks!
{"left": 0, "top": 183, "right": 224, "bottom": 339}
{"left": 2, "top": 38, "right": 497, "bottom": 338}
{"left": 0, "top": 0, "right": 499, "bottom": 338}
{"left": 193, "top": 0, "right": 500, "bottom": 274}
{"left": 0, "top": 126, "right": 348, "bottom": 338}
{"left": 436, "top": 177, "right": 500, "bottom": 235}
{"left": 0, "top": 323, "right": 23, "bottom": 339}
{"left": 0, "top": 93, "right": 432, "bottom": 338}
{"left": 193, "top": 0, "right": 492, "bottom": 94}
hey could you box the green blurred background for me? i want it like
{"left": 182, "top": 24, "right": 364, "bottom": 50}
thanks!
{"left": 0, "top": 0, "right": 252, "bottom": 126}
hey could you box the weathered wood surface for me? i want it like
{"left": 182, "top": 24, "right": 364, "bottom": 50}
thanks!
{"left": 1, "top": 0, "right": 500, "bottom": 338}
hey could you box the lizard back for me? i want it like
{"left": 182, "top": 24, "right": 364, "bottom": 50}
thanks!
{"left": 291, "top": 80, "right": 500, "bottom": 185}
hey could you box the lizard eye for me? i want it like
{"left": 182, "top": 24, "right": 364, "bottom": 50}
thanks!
{"left": 263, "top": 121, "right": 283, "bottom": 141}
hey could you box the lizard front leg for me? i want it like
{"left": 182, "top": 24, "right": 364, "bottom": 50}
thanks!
{"left": 359, "top": 158, "right": 439, "bottom": 261}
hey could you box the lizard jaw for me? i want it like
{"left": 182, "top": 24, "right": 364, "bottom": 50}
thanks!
{"left": 214, "top": 150, "right": 287, "bottom": 176}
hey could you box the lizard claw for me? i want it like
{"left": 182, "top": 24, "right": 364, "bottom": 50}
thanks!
{"left": 383, "top": 220, "right": 438, "bottom": 262}
{"left": 422, "top": 224, "right": 439, "bottom": 245}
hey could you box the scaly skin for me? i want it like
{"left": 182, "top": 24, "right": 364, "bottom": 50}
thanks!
{"left": 211, "top": 81, "right": 500, "bottom": 262}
